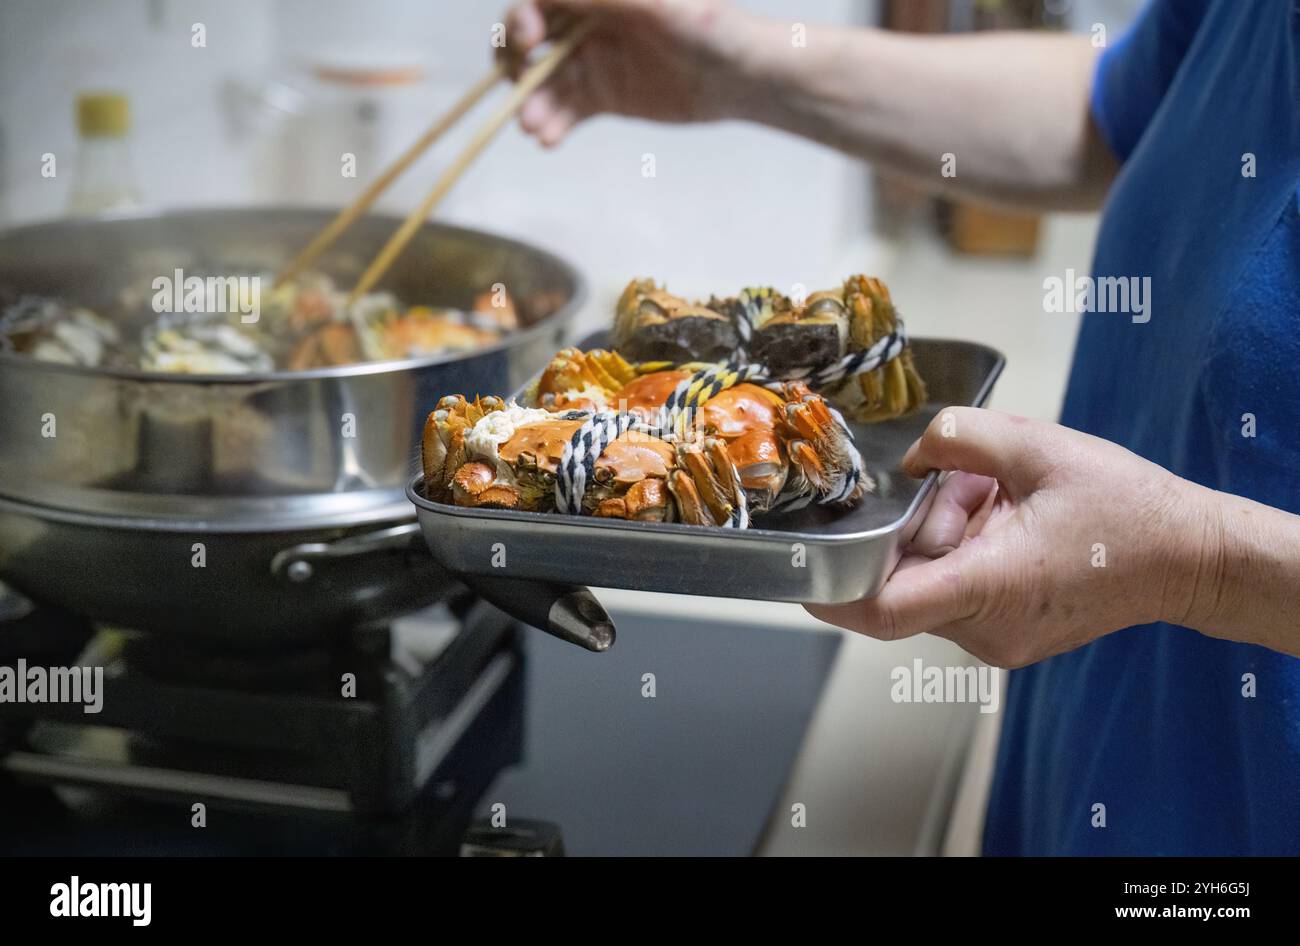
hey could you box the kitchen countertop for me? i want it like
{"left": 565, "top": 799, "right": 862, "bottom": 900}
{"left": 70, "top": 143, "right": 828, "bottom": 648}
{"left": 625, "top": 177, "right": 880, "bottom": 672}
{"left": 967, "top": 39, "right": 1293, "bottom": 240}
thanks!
{"left": 596, "top": 589, "right": 983, "bottom": 856}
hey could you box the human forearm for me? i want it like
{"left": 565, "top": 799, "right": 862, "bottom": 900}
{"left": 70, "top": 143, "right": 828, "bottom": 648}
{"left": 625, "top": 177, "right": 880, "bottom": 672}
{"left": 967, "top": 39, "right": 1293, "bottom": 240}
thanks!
{"left": 727, "top": 18, "right": 1116, "bottom": 212}
{"left": 507, "top": 0, "right": 1117, "bottom": 208}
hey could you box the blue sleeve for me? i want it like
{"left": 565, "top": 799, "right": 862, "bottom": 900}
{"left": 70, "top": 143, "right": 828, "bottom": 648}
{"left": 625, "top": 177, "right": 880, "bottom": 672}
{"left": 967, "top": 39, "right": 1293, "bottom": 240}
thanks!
{"left": 1090, "top": 0, "right": 1213, "bottom": 161}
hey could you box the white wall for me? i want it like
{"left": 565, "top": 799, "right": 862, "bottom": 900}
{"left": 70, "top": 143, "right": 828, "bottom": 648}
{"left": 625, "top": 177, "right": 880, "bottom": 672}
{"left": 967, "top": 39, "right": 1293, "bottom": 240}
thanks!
{"left": 1, "top": 0, "right": 879, "bottom": 326}
{"left": 0, "top": 0, "right": 274, "bottom": 221}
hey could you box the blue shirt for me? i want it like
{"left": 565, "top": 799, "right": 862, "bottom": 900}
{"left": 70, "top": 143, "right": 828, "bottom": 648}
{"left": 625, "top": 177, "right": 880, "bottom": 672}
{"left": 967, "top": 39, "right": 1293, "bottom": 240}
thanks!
{"left": 984, "top": 0, "right": 1300, "bottom": 855}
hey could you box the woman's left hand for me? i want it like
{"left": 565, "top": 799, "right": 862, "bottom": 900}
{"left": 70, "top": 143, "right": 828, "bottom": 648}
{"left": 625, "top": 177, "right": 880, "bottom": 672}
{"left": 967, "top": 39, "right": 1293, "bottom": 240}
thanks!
{"left": 805, "top": 407, "right": 1217, "bottom": 667}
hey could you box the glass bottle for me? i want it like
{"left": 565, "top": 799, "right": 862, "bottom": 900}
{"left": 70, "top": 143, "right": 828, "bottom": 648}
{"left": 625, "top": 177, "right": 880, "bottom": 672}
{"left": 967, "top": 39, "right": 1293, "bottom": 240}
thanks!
{"left": 67, "top": 92, "right": 141, "bottom": 215}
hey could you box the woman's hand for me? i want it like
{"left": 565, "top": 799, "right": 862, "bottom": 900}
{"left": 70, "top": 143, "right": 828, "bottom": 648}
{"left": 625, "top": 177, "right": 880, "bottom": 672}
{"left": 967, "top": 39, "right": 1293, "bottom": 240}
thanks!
{"left": 806, "top": 407, "right": 1222, "bottom": 668}
{"left": 501, "top": 0, "right": 754, "bottom": 145}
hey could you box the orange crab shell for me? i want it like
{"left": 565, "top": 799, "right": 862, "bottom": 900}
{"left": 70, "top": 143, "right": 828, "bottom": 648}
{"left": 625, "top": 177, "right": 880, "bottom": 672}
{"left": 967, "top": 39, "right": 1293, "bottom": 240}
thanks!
{"left": 694, "top": 384, "right": 790, "bottom": 494}
{"left": 379, "top": 308, "right": 495, "bottom": 359}
{"left": 609, "top": 370, "right": 690, "bottom": 415}
{"left": 471, "top": 288, "right": 519, "bottom": 331}
{"left": 287, "top": 323, "right": 363, "bottom": 371}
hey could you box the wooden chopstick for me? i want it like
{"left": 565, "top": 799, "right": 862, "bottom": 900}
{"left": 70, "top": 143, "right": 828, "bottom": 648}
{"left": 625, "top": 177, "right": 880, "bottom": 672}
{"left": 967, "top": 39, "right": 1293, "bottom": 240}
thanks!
{"left": 273, "top": 62, "right": 507, "bottom": 290}
{"left": 345, "top": 17, "right": 596, "bottom": 305}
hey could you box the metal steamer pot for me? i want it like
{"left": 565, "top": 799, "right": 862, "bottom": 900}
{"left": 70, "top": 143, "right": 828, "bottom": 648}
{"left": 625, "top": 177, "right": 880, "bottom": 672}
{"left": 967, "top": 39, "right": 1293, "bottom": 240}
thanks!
{"left": 0, "top": 208, "right": 583, "bottom": 649}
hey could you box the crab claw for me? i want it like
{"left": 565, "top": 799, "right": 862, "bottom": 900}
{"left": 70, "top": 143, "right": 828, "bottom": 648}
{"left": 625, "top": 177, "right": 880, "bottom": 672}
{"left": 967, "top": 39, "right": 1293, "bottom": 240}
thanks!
{"left": 594, "top": 477, "right": 671, "bottom": 521}
{"left": 421, "top": 395, "right": 508, "bottom": 501}
{"left": 782, "top": 387, "right": 873, "bottom": 504}
{"left": 530, "top": 347, "right": 641, "bottom": 409}
{"left": 783, "top": 382, "right": 835, "bottom": 440}
{"left": 668, "top": 438, "right": 746, "bottom": 527}
{"left": 452, "top": 461, "right": 522, "bottom": 509}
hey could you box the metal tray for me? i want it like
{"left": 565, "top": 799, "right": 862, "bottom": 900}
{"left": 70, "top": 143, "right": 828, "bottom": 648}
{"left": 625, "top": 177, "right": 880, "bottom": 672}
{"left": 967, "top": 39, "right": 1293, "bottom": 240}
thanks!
{"left": 408, "top": 336, "right": 1004, "bottom": 605}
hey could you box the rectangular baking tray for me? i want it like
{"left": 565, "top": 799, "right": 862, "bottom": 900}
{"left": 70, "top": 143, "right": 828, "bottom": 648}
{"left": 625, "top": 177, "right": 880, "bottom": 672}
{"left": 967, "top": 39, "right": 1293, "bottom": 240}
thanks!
{"left": 408, "top": 334, "right": 1004, "bottom": 604}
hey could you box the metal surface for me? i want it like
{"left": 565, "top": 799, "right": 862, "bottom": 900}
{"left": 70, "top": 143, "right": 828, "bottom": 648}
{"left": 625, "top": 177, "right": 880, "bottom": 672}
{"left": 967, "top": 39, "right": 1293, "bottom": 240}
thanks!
{"left": 0, "top": 496, "right": 443, "bottom": 647}
{"left": 0, "top": 208, "right": 584, "bottom": 643}
{"left": 270, "top": 522, "right": 424, "bottom": 583}
{"left": 0, "top": 207, "right": 581, "bottom": 522}
{"left": 457, "top": 573, "right": 614, "bottom": 652}
{"left": 408, "top": 337, "right": 1004, "bottom": 605}
{"left": 0, "top": 495, "right": 610, "bottom": 650}
{"left": 1, "top": 600, "right": 524, "bottom": 824}
{"left": 267, "top": 524, "right": 615, "bottom": 654}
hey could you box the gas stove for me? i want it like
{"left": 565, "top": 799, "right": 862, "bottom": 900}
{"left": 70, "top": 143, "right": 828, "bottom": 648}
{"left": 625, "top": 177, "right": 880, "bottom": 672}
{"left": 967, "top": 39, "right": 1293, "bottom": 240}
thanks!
{"left": 0, "top": 585, "right": 531, "bottom": 855}
{"left": 0, "top": 584, "right": 842, "bottom": 856}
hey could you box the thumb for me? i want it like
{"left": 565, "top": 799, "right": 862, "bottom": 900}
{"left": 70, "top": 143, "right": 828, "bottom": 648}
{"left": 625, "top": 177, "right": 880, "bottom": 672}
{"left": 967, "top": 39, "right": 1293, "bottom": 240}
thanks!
{"left": 908, "top": 471, "right": 997, "bottom": 557}
{"left": 805, "top": 549, "right": 979, "bottom": 641}
{"left": 902, "top": 407, "right": 1053, "bottom": 499}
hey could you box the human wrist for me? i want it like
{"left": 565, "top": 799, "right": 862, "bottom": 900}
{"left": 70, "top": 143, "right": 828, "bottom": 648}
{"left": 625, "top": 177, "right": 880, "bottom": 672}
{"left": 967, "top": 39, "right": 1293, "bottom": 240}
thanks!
{"left": 1154, "top": 478, "right": 1233, "bottom": 634}
{"left": 715, "top": 12, "right": 816, "bottom": 126}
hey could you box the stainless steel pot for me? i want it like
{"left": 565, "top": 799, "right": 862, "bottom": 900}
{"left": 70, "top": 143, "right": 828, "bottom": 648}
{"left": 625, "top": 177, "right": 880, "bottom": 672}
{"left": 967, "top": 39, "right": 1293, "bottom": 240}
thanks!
{"left": 0, "top": 208, "right": 584, "bottom": 648}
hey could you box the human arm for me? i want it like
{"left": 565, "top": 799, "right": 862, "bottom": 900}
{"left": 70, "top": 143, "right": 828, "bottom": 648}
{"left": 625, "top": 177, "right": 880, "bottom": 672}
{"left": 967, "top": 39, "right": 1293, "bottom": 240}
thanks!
{"left": 503, "top": 0, "right": 1118, "bottom": 211}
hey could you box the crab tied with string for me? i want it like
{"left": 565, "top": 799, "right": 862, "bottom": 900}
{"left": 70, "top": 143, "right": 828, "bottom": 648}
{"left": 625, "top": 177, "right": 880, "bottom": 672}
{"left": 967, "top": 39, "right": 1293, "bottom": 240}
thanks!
{"left": 616, "top": 274, "right": 927, "bottom": 423}
{"left": 422, "top": 348, "right": 871, "bottom": 529}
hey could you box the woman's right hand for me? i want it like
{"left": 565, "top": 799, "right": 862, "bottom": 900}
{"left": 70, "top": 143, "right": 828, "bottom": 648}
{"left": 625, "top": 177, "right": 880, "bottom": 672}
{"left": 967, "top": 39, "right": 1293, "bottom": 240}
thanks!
{"left": 500, "top": 0, "right": 756, "bottom": 146}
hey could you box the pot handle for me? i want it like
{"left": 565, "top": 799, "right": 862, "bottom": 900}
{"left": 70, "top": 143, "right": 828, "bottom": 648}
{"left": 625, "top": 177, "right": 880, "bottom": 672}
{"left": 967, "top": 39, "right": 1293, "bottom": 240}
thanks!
{"left": 270, "top": 522, "right": 424, "bottom": 582}
{"left": 270, "top": 522, "right": 615, "bottom": 652}
{"left": 457, "top": 572, "right": 615, "bottom": 653}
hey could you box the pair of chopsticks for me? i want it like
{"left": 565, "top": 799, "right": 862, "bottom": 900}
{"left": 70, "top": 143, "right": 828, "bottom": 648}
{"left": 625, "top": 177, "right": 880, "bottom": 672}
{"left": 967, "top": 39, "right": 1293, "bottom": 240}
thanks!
{"left": 274, "top": 17, "right": 595, "bottom": 303}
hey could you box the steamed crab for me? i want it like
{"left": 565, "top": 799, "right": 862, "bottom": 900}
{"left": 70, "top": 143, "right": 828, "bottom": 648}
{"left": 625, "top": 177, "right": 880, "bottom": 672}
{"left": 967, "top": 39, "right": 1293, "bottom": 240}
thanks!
{"left": 0, "top": 295, "right": 121, "bottom": 368}
{"left": 421, "top": 395, "right": 698, "bottom": 522}
{"left": 613, "top": 278, "right": 740, "bottom": 364}
{"left": 742, "top": 276, "right": 927, "bottom": 423}
{"left": 285, "top": 281, "right": 518, "bottom": 370}
{"left": 612, "top": 275, "right": 927, "bottom": 423}
{"left": 530, "top": 348, "right": 868, "bottom": 508}
{"left": 423, "top": 348, "right": 870, "bottom": 527}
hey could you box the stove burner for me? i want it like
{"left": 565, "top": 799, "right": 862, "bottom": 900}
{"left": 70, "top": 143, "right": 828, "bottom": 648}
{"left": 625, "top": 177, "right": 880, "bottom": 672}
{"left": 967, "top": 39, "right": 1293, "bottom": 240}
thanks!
{"left": 0, "top": 596, "right": 528, "bottom": 854}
